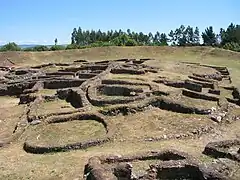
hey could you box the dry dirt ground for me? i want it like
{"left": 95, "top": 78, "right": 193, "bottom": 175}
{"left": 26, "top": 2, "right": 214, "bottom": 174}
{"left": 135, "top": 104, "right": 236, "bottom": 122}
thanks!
{"left": 0, "top": 46, "right": 240, "bottom": 180}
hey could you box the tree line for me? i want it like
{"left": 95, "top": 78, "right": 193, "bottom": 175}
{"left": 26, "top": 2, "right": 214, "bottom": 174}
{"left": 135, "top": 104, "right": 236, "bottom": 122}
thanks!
{"left": 1, "top": 23, "right": 239, "bottom": 52}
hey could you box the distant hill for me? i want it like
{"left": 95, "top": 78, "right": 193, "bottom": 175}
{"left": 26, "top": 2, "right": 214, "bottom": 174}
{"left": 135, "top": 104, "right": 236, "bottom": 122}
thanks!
{"left": 19, "top": 44, "right": 67, "bottom": 49}
{"left": 0, "top": 44, "right": 68, "bottom": 49}
{"left": 19, "top": 44, "right": 50, "bottom": 49}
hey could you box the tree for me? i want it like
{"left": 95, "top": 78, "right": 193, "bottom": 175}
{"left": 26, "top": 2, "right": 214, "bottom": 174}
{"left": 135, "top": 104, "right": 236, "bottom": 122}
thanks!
{"left": 185, "top": 26, "right": 194, "bottom": 45}
{"left": 54, "top": 38, "right": 58, "bottom": 45}
{"left": 220, "top": 23, "right": 240, "bottom": 51}
{"left": 132, "top": 32, "right": 139, "bottom": 43}
{"left": 32, "top": 45, "right": 49, "bottom": 51}
{"left": 125, "top": 38, "right": 137, "bottom": 46}
{"left": 106, "top": 30, "right": 113, "bottom": 41}
{"left": 168, "top": 25, "right": 187, "bottom": 46}
{"left": 67, "top": 25, "right": 239, "bottom": 51}
{"left": 202, "top": 26, "right": 217, "bottom": 46}
{"left": 223, "top": 42, "right": 240, "bottom": 52}
{"left": 159, "top": 33, "right": 168, "bottom": 45}
{"left": 50, "top": 45, "right": 65, "bottom": 51}
{"left": 138, "top": 32, "right": 147, "bottom": 45}
{"left": 111, "top": 34, "right": 136, "bottom": 46}
{"left": 175, "top": 25, "right": 187, "bottom": 46}
{"left": 0, "top": 42, "right": 21, "bottom": 51}
{"left": 23, "top": 47, "right": 34, "bottom": 51}
{"left": 220, "top": 23, "right": 240, "bottom": 46}
{"left": 193, "top": 27, "right": 200, "bottom": 45}
{"left": 90, "top": 30, "right": 97, "bottom": 43}
{"left": 148, "top": 32, "right": 153, "bottom": 45}
{"left": 71, "top": 28, "right": 77, "bottom": 44}
{"left": 76, "top": 27, "right": 83, "bottom": 45}
{"left": 168, "top": 30, "right": 175, "bottom": 45}
{"left": 168, "top": 25, "right": 199, "bottom": 46}
{"left": 127, "top": 29, "right": 131, "bottom": 37}
{"left": 66, "top": 44, "right": 80, "bottom": 50}
{"left": 96, "top": 29, "right": 103, "bottom": 42}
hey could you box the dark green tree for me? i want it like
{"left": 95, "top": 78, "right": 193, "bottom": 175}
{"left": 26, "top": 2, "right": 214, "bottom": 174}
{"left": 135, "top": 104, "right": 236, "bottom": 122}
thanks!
{"left": 148, "top": 32, "right": 153, "bottom": 45}
{"left": 132, "top": 32, "right": 139, "bottom": 43}
{"left": 168, "top": 30, "right": 176, "bottom": 45}
{"left": 168, "top": 25, "right": 198, "bottom": 46}
{"left": 54, "top": 38, "right": 58, "bottom": 45}
{"left": 202, "top": 26, "right": 217, "bottom": 46}
{"left": 176, "top": 25, "right": 187, "bottom": 46}
{"left": 89, "top": 30, "right": 96, "bottom": 43}
{"left": 220, "top": 23, "right": 240, "bottom": 45}
{"left": 193, "top": 27, "right": 200, "bottom": 45}
{"left": 185, "top": 26, "right": 194, "bottom": 45}
{"left": 0, "top": 42, "right": 21, "bottom": 51}
{"left": 159, "top": 33, "right": 168, "bottom": 45}
{"left": 127, "top": 29, "right": 131, "bottom": 37}
{"left": 66, "top": 44, "right": 80, "bottom": 50}
{"left": 76, "top": 27, "right": 84, "bottom": 45}
{"left": 32, "top": 45, "right": 49, "bottom": 51}
{"left": 67, "top": 25, "right": 239, "bottom": 51}
{"left": 96, "top": 29, "right": 103, "bottom": 42}
{"left": 71, "top": 28, "right": 77, "bottom": 44}
{"left": 111, "top": 34, "right": 137, "bottom": 46}
{"left": 107, "top": 30, "right": 113, "bottom": 41}
{"left": 168, "top": 25, "right": 186, "bottom": 46}
{"left": 50, "top": 45, "right": 65, "bottom": 51}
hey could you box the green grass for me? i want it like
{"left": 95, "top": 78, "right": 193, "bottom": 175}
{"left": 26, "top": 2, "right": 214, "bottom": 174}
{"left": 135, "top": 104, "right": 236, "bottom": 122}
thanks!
{"left": 25, "top": 120, "right": 106, "bottom": 147}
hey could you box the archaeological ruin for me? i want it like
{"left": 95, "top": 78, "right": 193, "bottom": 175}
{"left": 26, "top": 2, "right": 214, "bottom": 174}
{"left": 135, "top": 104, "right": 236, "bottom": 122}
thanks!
{"left": 0, "top": 58, "right": 239, "bottom": 179}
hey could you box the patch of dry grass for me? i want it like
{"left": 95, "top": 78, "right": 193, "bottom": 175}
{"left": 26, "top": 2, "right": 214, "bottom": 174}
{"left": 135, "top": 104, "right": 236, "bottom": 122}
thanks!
{"left": 34, "top": 99, "right": 75, "bottom": 116}
{"left": 0, "top": 96, "right": 25, "bottom": 142}
{"left": 35, "top": 89, "right": 57, "bottom": 96}
{"left": 0, "top": 96, "right": 19, "bottom": 109}
{"left": 24, "top": 120, "right": 106, "bottom": 147}
{"left": 1, "top": 118, "right": 240, "bottom": 180}
{"left": 108, "top": 108, "right": 214, "bottom": 141}
{"left": 174, "top": 95, "right": 218, "bottom": 109}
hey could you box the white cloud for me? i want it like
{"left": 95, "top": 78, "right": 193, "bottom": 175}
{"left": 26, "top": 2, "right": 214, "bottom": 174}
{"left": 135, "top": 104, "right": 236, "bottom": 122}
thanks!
{"left": 0, "top": 40, "right": 7, "bottom": 45}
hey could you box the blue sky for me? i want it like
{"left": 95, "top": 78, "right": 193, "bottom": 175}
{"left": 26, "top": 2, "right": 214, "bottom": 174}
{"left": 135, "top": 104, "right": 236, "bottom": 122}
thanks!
{"left": 0, "top": 0, "right": 239, "bottom": 45}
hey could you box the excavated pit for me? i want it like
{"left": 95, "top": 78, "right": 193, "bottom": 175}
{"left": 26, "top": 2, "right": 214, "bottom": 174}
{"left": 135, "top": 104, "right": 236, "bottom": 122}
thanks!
{"left": 98, "top": 84, "right": 148, "bottom": 96}
{"left": 84, "top": 150, "right": 228, "bottom": 180}
{"left": 56, "top": 88, "right": 89, "bottom": 108}
{"left": 87, "top": 84, "right": 148, "bottom": 106}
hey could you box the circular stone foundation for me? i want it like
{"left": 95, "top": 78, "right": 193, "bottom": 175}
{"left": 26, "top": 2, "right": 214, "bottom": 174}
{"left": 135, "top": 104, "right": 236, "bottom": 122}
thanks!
{"left": 23, "top": 116, "right": 109, "bottom": 153}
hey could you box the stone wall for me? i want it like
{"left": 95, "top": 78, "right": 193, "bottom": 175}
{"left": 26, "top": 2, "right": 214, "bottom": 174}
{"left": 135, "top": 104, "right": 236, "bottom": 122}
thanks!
{"left": 203, "top": 139, "right": 240, "bottom": 162}
{"left": 83, "top": 149, "right": 228, "bottom": 180}
{"left": 182, "top": 89, "right": 219, "bottom": 101}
